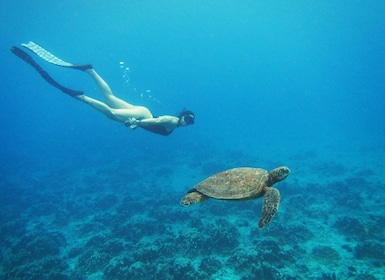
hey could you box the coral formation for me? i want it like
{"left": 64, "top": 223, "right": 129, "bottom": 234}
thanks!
{"left": 311, "top": 245, "right": 341, "bottom": 262}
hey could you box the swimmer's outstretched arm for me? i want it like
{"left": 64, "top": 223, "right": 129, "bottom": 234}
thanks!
{"left": 128, "top": 116, "right": 178, "bottom": 127}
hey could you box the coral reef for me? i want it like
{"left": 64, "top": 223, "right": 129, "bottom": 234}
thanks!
{"left": 334, "top": 217, "right": 368, "bottom": 239}
{"left": 355, "top": 241, "right": 385, "bottom": 261}
{"left": 311, "top": 245, "right": 341, "bottom": 263}
{"left": 1, "top": 139, "right": 384, "bottom": 279}
{"left": 199, "top": 256, "right": 222, "bottom": 274}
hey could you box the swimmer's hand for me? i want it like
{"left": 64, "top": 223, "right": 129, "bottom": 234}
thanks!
{"left": 125, "top": 118, "right": 139, "bottom": 129}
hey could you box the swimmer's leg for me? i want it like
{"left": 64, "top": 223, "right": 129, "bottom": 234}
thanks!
{"left": 74, "top": 95, "right": 125, "bottom": 122}
{"left": 86, "top": 69, "right": 134, "bottom": 109}
{"left": 74, "top": 95, "right": 146, "bottom": 123}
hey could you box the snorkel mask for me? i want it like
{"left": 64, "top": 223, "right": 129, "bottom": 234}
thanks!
{"left": 184, "top": 114, "right": 195, "bottom": 124}
{"left": 178, "top": 110, "right": 195, "bottom": 126}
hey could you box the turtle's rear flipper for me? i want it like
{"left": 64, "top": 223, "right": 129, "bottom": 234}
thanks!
{"left": 258, "top": 187, "right": 280, "bottom": 228}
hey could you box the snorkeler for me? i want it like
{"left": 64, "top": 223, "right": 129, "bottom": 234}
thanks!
{"left": 10, "top": 41, "right": 195, "bottom": 136}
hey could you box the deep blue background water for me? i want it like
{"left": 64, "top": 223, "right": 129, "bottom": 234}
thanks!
{"left": 1, "top": 1, "right": 385, "bottom": 279}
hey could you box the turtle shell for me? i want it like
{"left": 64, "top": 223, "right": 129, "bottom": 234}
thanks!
{"left": 194, "top": 167, "right": 268, "bottom": 200}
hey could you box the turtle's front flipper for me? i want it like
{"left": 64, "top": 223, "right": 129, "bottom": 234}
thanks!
{"left": 180, "top": 191, "right": 209, "bottom": 206}
{"left": 258, "top": 187, "right": 280, "bottom": 228}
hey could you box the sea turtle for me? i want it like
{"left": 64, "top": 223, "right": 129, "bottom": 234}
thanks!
{"left": 180, "top": 166, "right": 290, "bottom": 228}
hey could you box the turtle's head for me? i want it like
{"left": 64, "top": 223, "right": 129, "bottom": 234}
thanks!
{"left": 267, "top": 166, "right": 290, "bottom": 186}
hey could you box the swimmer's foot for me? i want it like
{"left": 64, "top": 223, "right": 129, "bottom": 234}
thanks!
{"left": 69, "top": 64, "right": 93, "bottom": 71}
{"left": 73, "top": 94, "right": 85, "bottom": 100}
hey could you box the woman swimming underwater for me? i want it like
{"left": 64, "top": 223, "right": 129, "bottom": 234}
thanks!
{"left": 11, "top": 41, "right": 195, "bottom": 136}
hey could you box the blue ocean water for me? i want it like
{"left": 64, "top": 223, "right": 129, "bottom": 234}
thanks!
{"left": 1, "top": 1, "right": 385, "bottom": 279}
